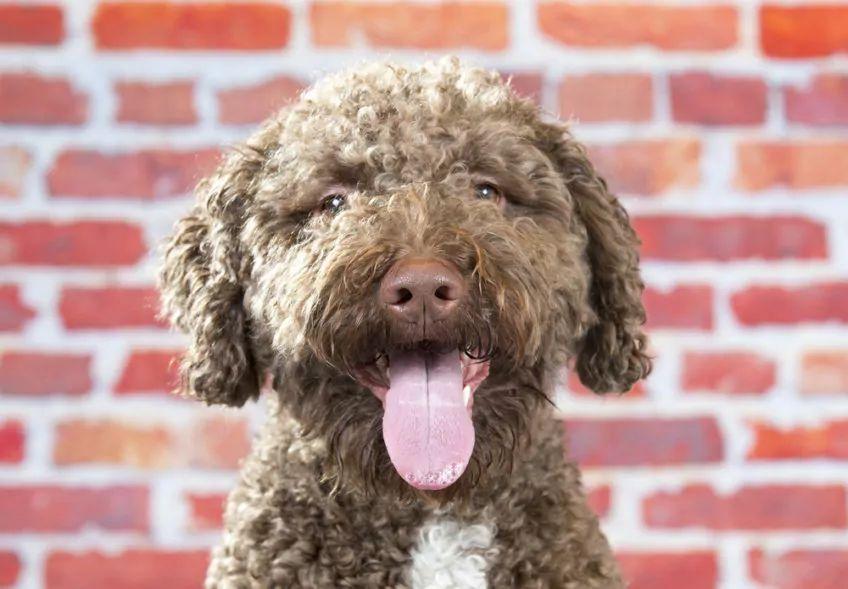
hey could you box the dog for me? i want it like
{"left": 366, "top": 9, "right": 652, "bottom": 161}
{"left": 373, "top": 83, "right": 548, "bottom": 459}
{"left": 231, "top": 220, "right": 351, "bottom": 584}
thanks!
{"left": 159, "top": 57, "right": 650, "bottom": 588}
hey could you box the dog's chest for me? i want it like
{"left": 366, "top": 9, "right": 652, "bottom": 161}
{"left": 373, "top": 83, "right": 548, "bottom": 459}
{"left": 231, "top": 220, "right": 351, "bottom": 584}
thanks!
{"left": 408, "top": 517, "right": 497, "bottom": 589}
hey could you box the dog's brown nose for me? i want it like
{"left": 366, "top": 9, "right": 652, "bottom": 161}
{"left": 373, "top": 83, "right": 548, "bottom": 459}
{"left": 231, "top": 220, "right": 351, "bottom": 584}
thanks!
{"left": 380, "top": 257, "right": 465, "bottom": 324}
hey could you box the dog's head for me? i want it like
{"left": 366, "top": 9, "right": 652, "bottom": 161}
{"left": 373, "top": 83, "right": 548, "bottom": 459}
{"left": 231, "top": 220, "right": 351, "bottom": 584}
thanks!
{"left": 159, "top": 58, "right": 650, "bottom": 500}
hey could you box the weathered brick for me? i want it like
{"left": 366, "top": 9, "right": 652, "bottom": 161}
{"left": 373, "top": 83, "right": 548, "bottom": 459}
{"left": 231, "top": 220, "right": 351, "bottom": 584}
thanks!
{"left": 188, "top": 416, "right": 251, "bottom": 470}
{"left": 750, "top": 549, "right": 848, "bottom": 589}
{"left": 538, "top": 3, "right": 738, "bottom": 51}
{"left": 93, "top": 2, "right": 291, "bottom": 50}
{"left": 115, "top": 350, "right": 180, "bottom": 395}
{"left": 0, "top": 485, "right": 148, "bottom": 533}
{"left": 559, "top": 73, "right": 653, "bottom": 123}
{"left": 644, "top": 484, "right": 847, "bottom": 530}
{"left": 748, "top": 420, "right": 848, "bottom": 460}
{"left": 736, "top": 140, "right": 848, "bottom": 190}
{"left": 644, "top": 285, "right": 713, "bottom": 331}
{"left": 59, "top": 287, "right": 163, "bottom": 330}
{"left": 761, "top": 5, "right": 848, "bottom": 58}
{"left": 0, "top": 352, "right": 92, "bottom": 397}
{"left": 588, "top": 139, "right": 700, "bottom": 195}
{"left": 45, "top": 549, "right": 207, "bottom": 589}
{"left": 731, "top": 283, "right": 848, "bottom": 326}
{"left": 618, "top": 552, "right": 718, "bottom": 589}
{"left": 785, "top": 75, "right": 848, "bottom": 126}
{"left": 586, "top": 485, "right": 611, "bottom": 519}
{"left": 501, "top": 72, "right": 544, "bottom": 105}
{"left": 217, "top": 76, "right": 305, "bottom": 125}
{"left": 0, "top": 285, "right": 35, "bottom": 332}
{"left": 48, "top": 149, "right": 219, "bottom": 199}
{"left": 0, "top": 73, "right": 86, "bottom": 125}
{"left": 682, "top": 351, "right": 776, "bottom": 394}
{"left": 565, "top": 417, "right": 723, "bottom": 467}
{"left": 670, "top": 72, "right": 767, "bottom": 125}
{"left": 0, "top": 146, "right": 30, "bottom": 199}
{"left": 0, "top": 552, "right": 20, "bottom": 587}
{"left": 54, "top": 420, "right": 173, "bottom": 469}
{"left": 0, "top": 221, "right": 146, "bottom": 267}
{"left": 801, "top": 351, "right": 848, "bottom": 395}
{"left": 633, "top": 215, "right": 827, "bottom": 261}
{"left": 0, "top": 420, "right": 24, "bottom": 463}
{"left": 310, "top": 2, "right": 508, "bottom": 50}
{"left": 186, "top": 492, "right": 226, "bottom": 531}
{"left": 0, "top": 5, "right": 63, "bottom": 45}
{"left": 116, "top": 81, "right": 196, "bottom": 125}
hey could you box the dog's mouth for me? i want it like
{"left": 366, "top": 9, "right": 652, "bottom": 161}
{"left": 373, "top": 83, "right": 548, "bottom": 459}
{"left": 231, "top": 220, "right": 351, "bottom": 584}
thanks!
{"left": 351, "top": 344, "right": 490, "bottom": 491}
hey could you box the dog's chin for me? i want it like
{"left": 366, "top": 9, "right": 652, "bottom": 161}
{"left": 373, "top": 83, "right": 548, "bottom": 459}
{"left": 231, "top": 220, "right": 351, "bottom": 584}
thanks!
{"left": 350, "top": 344, "right": 491, "bottom": 492}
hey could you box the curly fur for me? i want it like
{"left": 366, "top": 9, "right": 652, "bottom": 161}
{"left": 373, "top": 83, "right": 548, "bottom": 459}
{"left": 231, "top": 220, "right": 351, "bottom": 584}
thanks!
{"left": 159, "top": 57, "right": 650, "bottom": 587}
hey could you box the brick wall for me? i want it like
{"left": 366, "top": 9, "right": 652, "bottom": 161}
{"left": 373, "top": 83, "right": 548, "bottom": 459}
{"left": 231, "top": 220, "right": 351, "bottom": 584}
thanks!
{"left": 2, "top": 2, "right": 847, "bottom": 588}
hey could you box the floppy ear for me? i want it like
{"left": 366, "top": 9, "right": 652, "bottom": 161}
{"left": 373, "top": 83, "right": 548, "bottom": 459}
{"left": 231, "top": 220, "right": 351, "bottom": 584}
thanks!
{"left": 540, "top": 122, "right": 651, "bottom": 393}
{"left": 158, "top": 146, "right": 265, "bottom": 406}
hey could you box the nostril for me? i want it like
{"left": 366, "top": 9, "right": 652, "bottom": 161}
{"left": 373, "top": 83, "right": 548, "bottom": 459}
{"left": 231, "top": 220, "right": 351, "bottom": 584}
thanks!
{"left": 395, "top": 288, "right": 414, "bottom": 305}
{"left": 434, "top": 284, "right": 455, "bottom": 302}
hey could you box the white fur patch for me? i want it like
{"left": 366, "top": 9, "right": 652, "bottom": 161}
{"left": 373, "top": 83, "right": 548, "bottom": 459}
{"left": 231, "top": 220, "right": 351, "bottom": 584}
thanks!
{"left": 409, "top": 517, "right": 497, "bottom": 589}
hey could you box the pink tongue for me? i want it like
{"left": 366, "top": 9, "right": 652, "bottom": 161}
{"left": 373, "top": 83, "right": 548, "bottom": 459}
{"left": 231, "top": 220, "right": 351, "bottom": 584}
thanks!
{"left": 382, "top": 349, "right": 474, "bottom": 490}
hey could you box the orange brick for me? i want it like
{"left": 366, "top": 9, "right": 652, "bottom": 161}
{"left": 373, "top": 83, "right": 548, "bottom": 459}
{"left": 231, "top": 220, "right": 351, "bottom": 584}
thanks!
{"left": 46, "top": 550, "right": 207, "bottom": 589}
{"left": 736, "top": 141, "right": 848, "bottom": 191}
{"left": 538, "top": 3, "right": 738, "bottom": 51}
{"left": 587, "top": 139, "right": 700, "bottom": 195}
{"left": 682, "top": 351, "right": 776, "bottom": 394}
{"left": 54, "top": 420, "right": 173, "bottom": 469}
{"left": 0, "top": 147, "right": 30, "bottom": 199}
{"left": 310, "top": 2, "right": 508, "bottom": 50}
{"left": 188, "top": 416, "right": 251, "bottom": 470}
{"left": 0, "top": 5, "right": 64, "bottom": 45}
{"left": 801, "top": 351, "right": 848, "bottom": 395}
{"left": 0, "top": 73, "right": 86, "bottom": 125}
{"left": 751, "top": 549, "right": 848, "bottom": 589}
{"left": 115, "top": 350, "right": 181, "bottom": 395}
{"left": 761, "top": 5, "right": 848, "bottom": 58}
{"left": 618, "top": 552, "right": 718, "bottom": 589}
{"left": 559, "top": 73, "right": 653, "bottom": 123}
{"left": 185, "top": 492, "right": 226, "bottom": 531}
{"left": 748, "top": 420, "right": 848, "bottom": 460}
{"left": 217, "top": 77, "right": 305, "bottom": 125}
{"left": 116, "top": 81, "right": 196, "bottom": 125}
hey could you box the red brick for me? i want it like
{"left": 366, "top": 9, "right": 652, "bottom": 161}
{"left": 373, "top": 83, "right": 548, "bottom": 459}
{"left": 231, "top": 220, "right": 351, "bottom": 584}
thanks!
{"left": 736, "top": 140, "right": 848, "bottom": 190}
{"left": 785, "top": 75, "right": 848, "bottom": 126}
{"left": 0, "top": 552, "right": 20, "bottom": 587}
{"left": 0, "top": 221, "right": 146, "bottom": 267}
{"left": 501, "top": 72, "right": 544, "bottom": 106}
{"left": 750, "top": 549, "right": 848, "bottom": 589}
{"left": 562, "top": 367, "right": 647, "bottom": 397}
{"left": 45, "top": 549, "right": 207, "bottom": 589}
{"left": 54, "top": 420, "right": 173, "bottom": 469}
{"left": 310, "top": 2, "right": 508, "bottom": 50}
{"left": 0, "top": 73, "right": 86, "bottom": 125}
{"left": 93, "top": 2, "right": 291, "bottom": 50}
{"left": 633, "top": 215, "right": 827, "bottom": 261}
{"left": 0, "top": 485, "right": 148, "bottom": 533}
{"left": 217, "top": 76, "right": 305, "bottom": 125}
{"left": 115, "top": 350, "right": 180, "bottom": 395}
{"left": 0, "top": 420, "right": 24, "bottom": 463}
{"left": 644, "top": 484, "right": 847, "bottom": 530}
{"left": 748, "top": 420, "right": 848, "bottom": 460}
{"left": 586, "top": 485, "right": 611, "bottom": 519}
{"left": 801, "top": 351, "right": 848, "bottom": 395}
{"left": 0, "top": 285, "right": 35, "bottom": 332}
{"left": 59, "top": 286, "right": 163, "bottom": 330}
{"left": 0, "top": 5, "right": 63, "bottom": 45}
{"left": 761, "top": 5, "right": 848, "bottom": 58}
{"left": 587, "top": 139, "right": 700, "bottom": 195}
{"left": 618, "top": 552, "right": 718, "bottom": 589}
{"left": 0, "top": 352, "right": 92, "bottom": 397}
{"left": 559, "top": 73, "right": 653, "bottom": 123}
{"left": 731, "top": 283, "right": 848, "bottom": 326}
{"left": 564, "top": 417, "right": 723, "bottom": 467}
{"left": 116, "top": 81, "right": 196, "bottom": 125}
{"left": 670, "top": 72, "right": 767, "bottom": 125}
{"left": 189, "top": 416, "right": 251, "bottom": 470}
{"left": 0, "top": 146, "right": 30, "bottom": 198}
{"left": 682, "top": 351, "right": 776, "bottom": 394}
{"left": 186, "top": 492, "right": 226, "bottom": 531}
{"left": 644, "top": 285, "right": 713, "bottom": 331}
{"left": 538, "top": 3, "right": 738, "bottom": 51}
{"left": 48, "top": 148, "right": 219, "bottom": 199}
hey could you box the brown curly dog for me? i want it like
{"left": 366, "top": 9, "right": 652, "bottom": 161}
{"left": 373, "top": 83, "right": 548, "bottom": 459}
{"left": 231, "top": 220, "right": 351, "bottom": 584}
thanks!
{"left": 159, "top": 57, "right": 650, "bottom": 588}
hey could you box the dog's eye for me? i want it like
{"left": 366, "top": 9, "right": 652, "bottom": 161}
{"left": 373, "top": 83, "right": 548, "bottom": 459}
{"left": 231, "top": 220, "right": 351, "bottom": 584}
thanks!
{"left": 474, "top": 183, "right": 503, "bottom": 204}
{"left": 320, "top": 192, "right": 347, "bottom": 215}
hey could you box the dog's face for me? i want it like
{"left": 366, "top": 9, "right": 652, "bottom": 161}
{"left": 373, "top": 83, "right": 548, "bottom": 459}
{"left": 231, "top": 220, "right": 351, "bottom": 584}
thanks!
{"left": 160, "top": 59, "right": 650, "bottom": 501}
